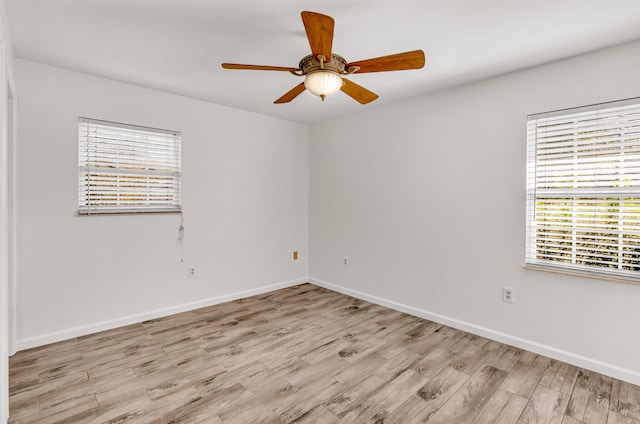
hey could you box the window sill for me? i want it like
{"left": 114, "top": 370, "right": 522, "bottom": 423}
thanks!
{"left": 523, "top": 264, "right": 640, "bottom": 286}
{"left": 77, "top": 210, "right": 182, "bottom": 217}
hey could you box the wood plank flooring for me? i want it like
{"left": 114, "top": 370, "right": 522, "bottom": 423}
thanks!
{"left": 8, "top": 283, "right": 640, "bottom": 424}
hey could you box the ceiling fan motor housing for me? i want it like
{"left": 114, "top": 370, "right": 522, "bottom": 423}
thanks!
{"left": 299, "top": 53, "right": 347, "bottom": 75}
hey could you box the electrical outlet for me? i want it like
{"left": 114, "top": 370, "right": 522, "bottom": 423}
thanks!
{"left": 293, "top": 251, "right": 298, "bottom": 260}
{"left": 188, "top": 267, "right": 196, "bottom": 278}
{"left": 343, "top": 257, "right": 349, "bottom": 268}
{"left": 503, "top": 287, "right": 514, "bottom": 303}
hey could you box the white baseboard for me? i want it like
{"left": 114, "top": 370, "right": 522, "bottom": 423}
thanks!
{"left": 15, "top": 276, "right": 640, "bottom": 386}
{"left": 309, "top": 277, "right": 640, "bottom": 386}
{"left": 15, "top": 278, "right": 307, "bottom": 352}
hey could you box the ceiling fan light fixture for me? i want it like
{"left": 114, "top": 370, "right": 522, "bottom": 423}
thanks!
{"left": 304, "top": 70, "right": 343, "bottom": 101}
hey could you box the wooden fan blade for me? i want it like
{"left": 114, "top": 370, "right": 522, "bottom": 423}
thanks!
{"left": 347, "top": 50, "right": 425, "bottom": 73}
{"left": 274, "top": 83, "right": 307, "bottom": 104}
{"left": 222, "top": 63, "right": 300, "bottom": 72}
{"left": 301, "top": 11, "right": 334, "bottom": 60}
{"left": 340, "top": 78, "right": 379, "bottom": 104}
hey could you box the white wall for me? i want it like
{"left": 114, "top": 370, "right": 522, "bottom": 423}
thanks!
{"left": 309, "top": 41, "right": 640, "bottom": 384}
{"left": 15, "top": 59, "right": 309, "bottom": 347}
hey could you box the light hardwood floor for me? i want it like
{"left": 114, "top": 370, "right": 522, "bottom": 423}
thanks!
{"left": 8, "top": 283, "right": 640, "bottom": 424}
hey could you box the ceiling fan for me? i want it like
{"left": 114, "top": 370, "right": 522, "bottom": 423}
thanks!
{"left": 222, "top": 11, "right": 425, "bottom": 105}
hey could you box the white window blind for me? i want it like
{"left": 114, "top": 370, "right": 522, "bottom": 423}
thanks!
{"left": 78, "top": 118, "right": 181, "bottom": 214}
{"left": 526, "top": 98, "right": 640, "bottom": 281}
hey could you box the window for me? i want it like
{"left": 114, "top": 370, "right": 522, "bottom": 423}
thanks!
{"left": 526, "top": 98, "right": 640, "bottom": 282}
{"left": 78, "top": 118, "right": 181, "bottom": 214}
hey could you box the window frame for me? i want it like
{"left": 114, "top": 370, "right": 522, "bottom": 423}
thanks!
{"left": 525, "top": 98, "right": 640, "bottom": 283}
{"left": 78, "top": 117, "right": 182, "bottom": 215}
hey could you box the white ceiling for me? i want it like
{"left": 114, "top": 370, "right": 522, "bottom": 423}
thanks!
{"left": 6, "top": 0, "right": 640, "bottom": 124}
